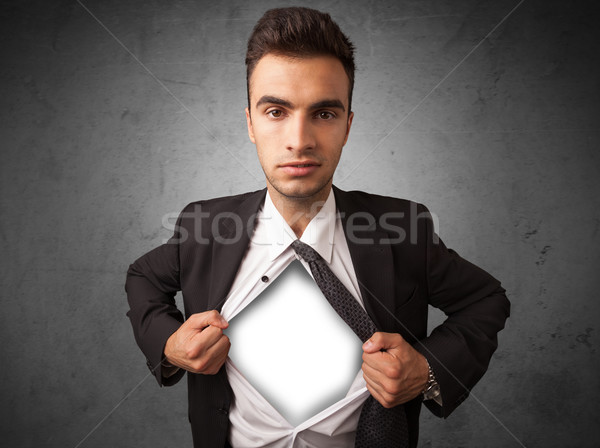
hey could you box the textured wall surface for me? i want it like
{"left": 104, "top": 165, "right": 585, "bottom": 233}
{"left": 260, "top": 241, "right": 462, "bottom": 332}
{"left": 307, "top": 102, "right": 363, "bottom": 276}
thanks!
{"left": 1, "top": 0, "right": 599, "bottom": 447}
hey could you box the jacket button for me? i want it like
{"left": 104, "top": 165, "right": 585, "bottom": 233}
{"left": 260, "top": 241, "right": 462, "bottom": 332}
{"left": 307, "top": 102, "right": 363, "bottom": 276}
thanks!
{"left": 218, "top": 408, "right": 228, "bottom": 415}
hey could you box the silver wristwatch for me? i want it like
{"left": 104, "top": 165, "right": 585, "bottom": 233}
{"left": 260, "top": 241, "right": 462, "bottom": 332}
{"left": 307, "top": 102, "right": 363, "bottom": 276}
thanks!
{"left": 422, "top": 361, "right": 441, "bottom": 401}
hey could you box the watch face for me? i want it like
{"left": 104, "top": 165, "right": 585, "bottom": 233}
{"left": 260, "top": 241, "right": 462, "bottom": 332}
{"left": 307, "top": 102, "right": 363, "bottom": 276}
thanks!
{"left": 423, "top": 384, "right": 441, "bottom": 401}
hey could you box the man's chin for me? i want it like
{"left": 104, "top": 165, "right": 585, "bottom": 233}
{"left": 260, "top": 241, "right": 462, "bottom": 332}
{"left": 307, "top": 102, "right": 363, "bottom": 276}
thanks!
{"left": 269, "top": 181, "right": 331, "bottom": 202}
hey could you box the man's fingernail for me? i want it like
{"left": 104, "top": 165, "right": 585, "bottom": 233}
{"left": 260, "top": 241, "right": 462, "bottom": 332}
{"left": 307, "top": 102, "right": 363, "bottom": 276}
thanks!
{"left": 363, "top": 340, "right": 373, "bottom": 350}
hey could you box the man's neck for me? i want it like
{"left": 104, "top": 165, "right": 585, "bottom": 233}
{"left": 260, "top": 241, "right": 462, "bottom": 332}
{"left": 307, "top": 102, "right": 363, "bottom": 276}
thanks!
{"left": 267, "top": 184, "right": 332, "bottom": 238}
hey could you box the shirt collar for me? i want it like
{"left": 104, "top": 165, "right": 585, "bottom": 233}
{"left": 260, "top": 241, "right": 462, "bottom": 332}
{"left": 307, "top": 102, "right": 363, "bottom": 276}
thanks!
{"left": 262, "top": 189, "right": 337, "bottom": 263}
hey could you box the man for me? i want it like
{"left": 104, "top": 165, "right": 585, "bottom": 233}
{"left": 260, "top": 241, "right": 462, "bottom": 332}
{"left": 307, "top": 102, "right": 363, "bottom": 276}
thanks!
{"left": 126, "top": 7, "right": 509, "bottom": 448}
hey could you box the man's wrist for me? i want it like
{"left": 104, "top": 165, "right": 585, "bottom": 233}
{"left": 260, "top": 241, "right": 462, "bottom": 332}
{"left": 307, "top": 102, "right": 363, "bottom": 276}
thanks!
{"left": 161, "top": 356, "right": 180, "bottom": 378}
{"left": 422, "top": 360, "right": 442, "bottom": 404}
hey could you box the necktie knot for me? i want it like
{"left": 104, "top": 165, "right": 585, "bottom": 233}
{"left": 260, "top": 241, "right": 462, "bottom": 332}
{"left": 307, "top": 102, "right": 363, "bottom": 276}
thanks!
{"left": 291, "top": 240, "right": 319, "bottom": 263}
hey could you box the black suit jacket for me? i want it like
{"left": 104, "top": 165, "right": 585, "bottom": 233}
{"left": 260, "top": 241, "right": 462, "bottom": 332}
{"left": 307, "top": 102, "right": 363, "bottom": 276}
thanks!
{"left": 126, "top": 186, "right": 510, "bottom": 448}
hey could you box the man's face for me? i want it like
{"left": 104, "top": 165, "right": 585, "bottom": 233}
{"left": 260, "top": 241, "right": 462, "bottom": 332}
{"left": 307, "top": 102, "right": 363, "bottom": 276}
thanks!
{"left": 246, "top": 54, "right": 353, "bottom": 203}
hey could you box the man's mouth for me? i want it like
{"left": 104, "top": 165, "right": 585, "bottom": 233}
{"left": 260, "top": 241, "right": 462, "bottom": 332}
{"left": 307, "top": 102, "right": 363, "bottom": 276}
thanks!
{"left": 281, "top": 161, "right": 320, "bottom": 167}
{"left": 280, "top": 162, "right": 320, "bottom": 176}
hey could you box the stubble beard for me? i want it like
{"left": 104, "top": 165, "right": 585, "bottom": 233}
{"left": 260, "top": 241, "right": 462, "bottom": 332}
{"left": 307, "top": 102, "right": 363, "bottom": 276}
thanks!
{"left": 265, "top": 174, "right": 333, "bottom": 205}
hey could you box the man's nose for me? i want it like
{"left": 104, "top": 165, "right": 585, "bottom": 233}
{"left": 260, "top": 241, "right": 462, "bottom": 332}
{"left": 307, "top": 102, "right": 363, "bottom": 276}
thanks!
{"left": 285, "top": 115, "right": 316, "bottom": 151}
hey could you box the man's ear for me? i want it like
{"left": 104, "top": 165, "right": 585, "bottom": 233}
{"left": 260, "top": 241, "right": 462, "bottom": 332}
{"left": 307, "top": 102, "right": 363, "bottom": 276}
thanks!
{"left": 343, "top": 111, "right": 354, "bottom": 146}
{"left": 245, "top": 107, "right": 256, "bottom": 144}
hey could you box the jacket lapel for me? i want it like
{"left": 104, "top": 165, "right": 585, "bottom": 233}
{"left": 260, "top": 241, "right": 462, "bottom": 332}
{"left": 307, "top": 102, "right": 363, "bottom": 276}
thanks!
{"left": 208, "top": 189, "right": 267, "bottom": 311}
{"left": 206, "top": 186, "right": 398, "bottom": 331}
{"left": 333, "top": 186, "right": 397, "bottom": 332}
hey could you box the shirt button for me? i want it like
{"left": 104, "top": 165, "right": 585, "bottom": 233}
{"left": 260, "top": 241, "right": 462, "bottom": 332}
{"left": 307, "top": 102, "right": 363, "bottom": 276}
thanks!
{"left": 261, "top": 275, "right": 269, "bottom": 283}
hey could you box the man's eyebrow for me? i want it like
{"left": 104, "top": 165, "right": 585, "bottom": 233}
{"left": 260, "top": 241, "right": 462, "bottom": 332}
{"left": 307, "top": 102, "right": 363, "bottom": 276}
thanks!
{"left": 255, "top": 96, "right": 346, "bottom": 112}
{"left": 309, "top": 99, "right": 345, "bottom": 112}
{"left": 255, "top": 96, "right": 293, "bottom": 109}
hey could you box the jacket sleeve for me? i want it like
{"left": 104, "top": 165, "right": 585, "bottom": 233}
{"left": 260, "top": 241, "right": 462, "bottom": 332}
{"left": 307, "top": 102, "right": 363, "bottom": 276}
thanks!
{"left": 414, "top": 204, "right": 510, "bottom": 418}
{"left": 125, "top": 210, "right": 187, "bottom": 386}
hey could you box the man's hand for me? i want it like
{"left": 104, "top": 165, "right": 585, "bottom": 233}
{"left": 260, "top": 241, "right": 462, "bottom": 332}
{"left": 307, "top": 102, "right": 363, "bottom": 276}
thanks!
{"left": 361, "top": 332, "right": 429, "bottom": 408}
{"left": 164, "top": 310, "right": 231, "bottom": 375}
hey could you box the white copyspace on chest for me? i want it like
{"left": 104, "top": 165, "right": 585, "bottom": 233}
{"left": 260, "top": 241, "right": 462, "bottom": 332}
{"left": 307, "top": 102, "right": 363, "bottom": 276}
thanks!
{"left": 226, "top": 261, "right": 363, "bottom": 426}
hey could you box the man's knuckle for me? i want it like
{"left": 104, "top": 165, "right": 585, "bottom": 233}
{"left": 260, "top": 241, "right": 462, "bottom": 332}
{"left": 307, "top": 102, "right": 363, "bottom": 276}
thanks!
{"left": 384, "top": 366, "right": 401, "bottom": 379}
{"left": 192, "top": 358, "right": 208, "bottom": 372}
{"left": 185, "top": 346, "right": 199, "bottom": 359}
{"left": 380, "top": 397, "right": 394, "bottom": 409}
{"left": 386, "top": 383, "right": 401, "bottom": 395}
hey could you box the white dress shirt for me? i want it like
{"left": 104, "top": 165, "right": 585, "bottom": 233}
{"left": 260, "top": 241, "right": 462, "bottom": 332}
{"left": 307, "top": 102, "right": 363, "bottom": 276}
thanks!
{"left": 220, "top": 189, "right": 370, "bottom": 447}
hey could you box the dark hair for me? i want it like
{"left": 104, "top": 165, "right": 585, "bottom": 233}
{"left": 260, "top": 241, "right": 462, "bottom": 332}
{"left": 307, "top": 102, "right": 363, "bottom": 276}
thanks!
{"left": 245, "top": 7, "right": 355, "bottom": 112}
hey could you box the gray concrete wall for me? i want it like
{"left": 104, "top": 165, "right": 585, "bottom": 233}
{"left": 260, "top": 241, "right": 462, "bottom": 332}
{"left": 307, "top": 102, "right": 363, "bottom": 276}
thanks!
{"left": 1, "top": 0, "right": 598, "bottom": 446}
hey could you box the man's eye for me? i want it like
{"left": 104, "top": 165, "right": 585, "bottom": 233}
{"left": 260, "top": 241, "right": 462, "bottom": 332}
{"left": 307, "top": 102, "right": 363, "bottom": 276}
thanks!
{"left": 317, "top": 111, "right": 335, "bottom": 120}
{"left": 268, "top": 110, "right": 283, "bottom": 118}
